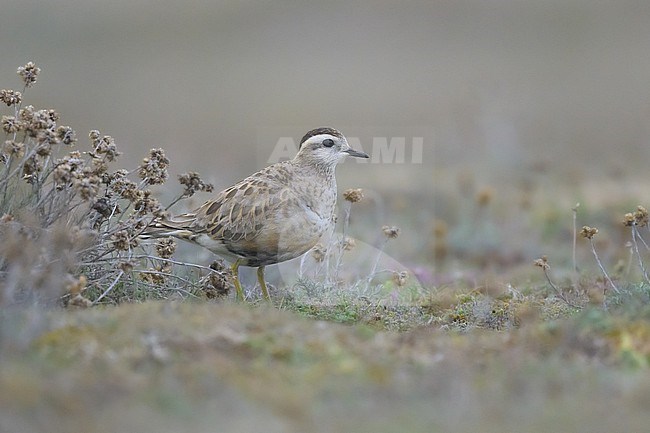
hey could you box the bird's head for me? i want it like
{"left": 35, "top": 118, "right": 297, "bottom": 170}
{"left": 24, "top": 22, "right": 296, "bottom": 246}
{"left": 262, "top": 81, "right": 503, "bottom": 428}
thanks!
{"left": 295, "top": 127, "right": 369, "bottom": 168}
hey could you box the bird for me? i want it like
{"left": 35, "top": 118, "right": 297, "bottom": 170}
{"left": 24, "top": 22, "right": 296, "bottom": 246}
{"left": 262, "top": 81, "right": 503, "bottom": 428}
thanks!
{"left": 141, "top": 127, "right": 369, "bottom": 301}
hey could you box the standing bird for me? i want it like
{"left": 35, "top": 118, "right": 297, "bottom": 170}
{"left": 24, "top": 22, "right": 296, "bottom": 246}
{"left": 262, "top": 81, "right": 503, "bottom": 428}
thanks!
{"left": 141, "top": 127, "right": 369, "bottom": 301}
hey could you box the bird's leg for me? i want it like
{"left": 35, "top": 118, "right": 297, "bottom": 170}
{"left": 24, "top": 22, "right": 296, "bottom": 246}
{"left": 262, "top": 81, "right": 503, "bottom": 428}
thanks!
{"left": 231, "top": 259, "right": 244, "bottom": 301}
{"left": 257, "top": 266, "right": 271, "bottom": 301}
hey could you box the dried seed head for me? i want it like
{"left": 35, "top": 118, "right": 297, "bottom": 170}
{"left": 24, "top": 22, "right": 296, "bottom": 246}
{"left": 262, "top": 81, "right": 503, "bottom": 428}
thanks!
{"left": 90, "top": 158, "right": 109, "bottom": 176}
{"left": 22, "top": 155, "right": 43, "bottom": 182}
{"left": 53, "top": 162, "right": 73, "bottom": 185}
{"left": 29, "top": 109, "right": 57, "bottom": 131}
{"left": 343, "top": 188, "right": 364, "bottom": 203}
{"left": 1, "top": 115, "right": 22, "bottom": 134}
{"left": 90, "top": 134, "right": 121, "bottom": 161}
{"left": 392, "top": 270, "right": 408, "bottom": 287}
{"left": 623, "top": 213, "right": 636, "bottom": 227}
{"left": 56, "top": 125, "right": 76, "bottom": 145}
{"left": 138, "top": 148, "right": 169, "bottom": 185}
{"left": 17, "top": 62, "right": 41, "bottom": 87}
{"left": 209, "top": 259, "right": 227, "bottom": 273}
{"left": 133, "top": 189, "right": 165, "bottom": 217}
{"left": 623, "top": 206, "right": 649, "bottom": 227}
{"left": 68, "top": 293, "right": 93, "bottom": 308}
{"left": 111, "top": 230, "right": 138, "bottom": 251}
{"left": 580, "top": 226, "right": 598, "bottom": 239}
{"left": 476, "top": 186, "right": 495, "bottom": 207}
{"left": 533, "top": 256, "right": 550, "bottom": 270}
{"left": 155, "top": 237, "right": 177, "bottom": 259}
{"left": 110, "top": 168, "right": 129, "bottom": 181}
{"left": 178, "top": 172, "right": 214, "bottom": 197}
{"left": 4, "top": 140, "right": 25, "bottom": 158}
{"left": 141, "top": 267, "right": 168, "bottom": 285}
{"left": 634, "top": 206, "right": 649, "bottom": 227}
{"left": 341, "top": 236, "right": 356, "bottom": 251}
{"left": 111, "top": 176, "right": 140, "bottom": 201}
{"left": 62, "top": 150, "right": 84, "bottom": 170}
{"left": 73, "top": 175, "right": 100, "bottom": 201}
{"left": 311, "top": 243, "right": 326, "bottom": 262}
{"left": 118, "top": 261, "right": 135, "bottom": 273}
{"left": 204, "top": 261, "right": 230, "bottom": 299}
{"left": 382, "top": 225, "right": 401, "bottom": 239}
{"left": 0, "top": 89, "right": 22, "bottom": 106}
{"left": 18, "top": 104, "right": 34, "bottom": 120}
{"left": 45, "top": 109, "right": 59, "bottom": 122}
{"left": 36, "top": 129, "right": 57, "bottom": 150}
{"left": 66, "top": 275, "right": 87, "bottom": 296}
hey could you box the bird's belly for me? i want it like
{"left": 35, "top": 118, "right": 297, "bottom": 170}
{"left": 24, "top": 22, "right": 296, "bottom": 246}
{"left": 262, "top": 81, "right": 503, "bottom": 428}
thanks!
{"left": 234, "top": 212, "right": 329, "bottom": 266}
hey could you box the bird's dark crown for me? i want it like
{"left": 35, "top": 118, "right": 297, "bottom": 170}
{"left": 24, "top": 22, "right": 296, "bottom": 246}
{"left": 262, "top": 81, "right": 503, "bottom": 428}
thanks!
{"left": 299, "top": 127, "right": 344, "bottom": 149}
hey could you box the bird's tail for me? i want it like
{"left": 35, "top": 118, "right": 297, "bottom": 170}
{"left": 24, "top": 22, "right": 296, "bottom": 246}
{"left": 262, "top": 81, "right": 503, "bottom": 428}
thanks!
{"left": 139, "top": 214, "right": 197, "bottom": 241}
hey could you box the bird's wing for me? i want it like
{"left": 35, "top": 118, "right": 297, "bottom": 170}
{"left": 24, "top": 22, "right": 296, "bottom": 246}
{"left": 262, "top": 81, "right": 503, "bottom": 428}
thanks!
{"left": 188, "top": 163, "right": 299, "bottom": 242}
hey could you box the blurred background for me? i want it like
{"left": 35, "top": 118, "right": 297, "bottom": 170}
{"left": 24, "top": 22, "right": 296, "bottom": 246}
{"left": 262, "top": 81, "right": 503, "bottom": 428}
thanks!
{"left": 2, "top": 0, "right": 650, "bottom": 276}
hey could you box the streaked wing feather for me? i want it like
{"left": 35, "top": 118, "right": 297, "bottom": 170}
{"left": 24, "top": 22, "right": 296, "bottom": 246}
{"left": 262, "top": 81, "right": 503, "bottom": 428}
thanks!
{"left": 193, "top": 163, "right": 296, "bottom": 242}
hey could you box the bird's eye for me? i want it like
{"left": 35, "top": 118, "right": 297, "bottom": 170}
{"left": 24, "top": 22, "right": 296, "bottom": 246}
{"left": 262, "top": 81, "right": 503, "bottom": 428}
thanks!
{"left": 322, "top": 139, "right": 335, "bottom": 148}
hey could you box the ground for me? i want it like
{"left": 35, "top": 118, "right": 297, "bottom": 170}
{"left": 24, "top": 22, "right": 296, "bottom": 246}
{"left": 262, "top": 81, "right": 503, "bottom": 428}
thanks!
{"left": 3, "top": 285, "right": 650, "bottom": 433}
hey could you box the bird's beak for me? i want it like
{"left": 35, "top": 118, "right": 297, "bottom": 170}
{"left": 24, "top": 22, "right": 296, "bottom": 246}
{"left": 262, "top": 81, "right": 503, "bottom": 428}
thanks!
{"left": 343, "top": 148, "right": 369, "bottom": 158}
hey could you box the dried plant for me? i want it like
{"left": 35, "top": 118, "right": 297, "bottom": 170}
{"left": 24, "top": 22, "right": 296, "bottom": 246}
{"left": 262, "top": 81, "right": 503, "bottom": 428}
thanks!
{"left": 332, "top": 188, "right": 364, "bottom": 281}
{"left": 0, "top": 62, "right": 213, "bottom": 306}
{"left": 580, "top": 225, "right": 620, "bottom": 295}
{"left": 623, "top": 205, "right": 650, "bottom": 284}
{"left": 365, "top": 225, "right": 401, "bottom": 289}
{"left": 533, "top": 256, "right": 578, "bottom": 308}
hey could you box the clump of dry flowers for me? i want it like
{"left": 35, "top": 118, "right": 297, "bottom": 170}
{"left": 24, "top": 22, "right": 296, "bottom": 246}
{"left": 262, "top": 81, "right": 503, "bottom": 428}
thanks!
{"left": 392, "top": 271, "right": 408, "bottom": 287}
{"left": 17, "top": 62, "right": 41, "bottom": 87}
{"left": 201, "top": 260, "right": 230, "bottom": 299}
{"left": 343, "top": 188, "right": 364, "bottom": 203}
{"left": 382, "top": 225, "right": 401, "bottom": 239}
{"left": 580, "top": 226, "right": 599, "bottom": 239}
{"left": 178, "top": 171, "right": 214, "bottom": 198}
{"left": 311, "top": 243, "right": 327, "bottom": 263}
{"left": 66, "top": 275, "right": 92, "bottom": 308}
{"left": 0, "top": 62, "right": 212, "bottom": 306}
{"left": 138, "top": 148, "right": 169, "bottom": 185}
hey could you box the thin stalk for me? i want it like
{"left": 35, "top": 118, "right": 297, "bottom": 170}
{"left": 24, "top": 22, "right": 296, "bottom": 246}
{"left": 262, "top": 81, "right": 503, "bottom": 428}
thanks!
{"left": 164, "top": 193, "right": 187, "bottom": 211}
{"left": 631, "top": 225, "right": 650, "bottom": 284}
{"left": 92, "top": 270, "right": 124, "bottom": 305}
{"left": 588, "top": 238, "right": 620, "bottom": 294}
{"left": 541, "top": 267, "right": 579, "bottom": 308}
{"left": 572, "top": 204, "right": 579, "bottom": 274}
{"left": 333, "top": 201, "right": 352, "bottom": 282}
{"left": 366, "top": 238, "right": 389, "bottom": 289}
{"left": 636, "top": 226, "right": 650, "bottom": 251}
